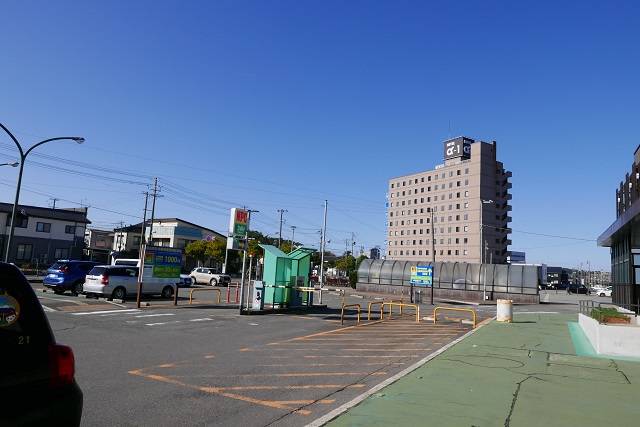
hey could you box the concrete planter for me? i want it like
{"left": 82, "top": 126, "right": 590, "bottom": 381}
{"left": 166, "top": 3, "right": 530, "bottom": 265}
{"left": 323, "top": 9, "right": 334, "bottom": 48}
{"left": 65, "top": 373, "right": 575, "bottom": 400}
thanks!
{"left": 579, "top": 312, "right": 640, "bottom": 357}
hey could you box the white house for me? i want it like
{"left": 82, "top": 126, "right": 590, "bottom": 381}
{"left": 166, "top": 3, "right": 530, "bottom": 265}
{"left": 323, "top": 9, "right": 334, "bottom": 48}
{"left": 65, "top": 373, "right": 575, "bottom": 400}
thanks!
{"left": 0, "top": 202, "right": 90, "bottom": 265}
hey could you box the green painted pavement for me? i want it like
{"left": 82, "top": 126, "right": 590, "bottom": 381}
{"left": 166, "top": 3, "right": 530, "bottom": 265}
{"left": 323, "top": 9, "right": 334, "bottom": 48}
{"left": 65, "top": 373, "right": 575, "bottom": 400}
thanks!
{"left": 321, "top": 314, "right": 640, "bottom": 427}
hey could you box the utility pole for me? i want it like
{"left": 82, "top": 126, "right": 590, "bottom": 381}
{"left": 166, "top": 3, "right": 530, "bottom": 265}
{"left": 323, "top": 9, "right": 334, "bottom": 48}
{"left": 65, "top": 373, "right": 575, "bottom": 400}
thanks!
{"left": 351, "top": 233, "right": 356, "bottom": 259}
{"left": 319, "top": 200, "right": 327, "bottom": 304}
{"left": 148, "top": 178, "right": 161, "bottom": 245}
{"left": 139, "top": 192, "right": 150, "bottom": 248}
{"left": 277, "top": 209, "right": 287, "bottom": 248}
{"left": 430, "top": 207, "right": 435, "bottom": 262}
{"left": 291, "top": 226, "right": 296, "bottom": 252}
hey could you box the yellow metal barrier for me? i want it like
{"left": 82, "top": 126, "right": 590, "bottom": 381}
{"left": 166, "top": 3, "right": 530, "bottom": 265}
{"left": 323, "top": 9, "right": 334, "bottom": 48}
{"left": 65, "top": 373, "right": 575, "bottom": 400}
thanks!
{"left": 341, "top": 304, "right": 361, "bottom": 325}
{"left": 389, "top": 299, "right": 404, "bottom": 315}
{"left": 433, "top": 307, "right": 477, "bottom": 328}
{"left": 189, "top": 288, "right": 221, "bottom": 305}
{"left": 381, "top": 302, "right": 419, "bottom": 323}
{"left": 367, "top": 301, "right": 385, "bottom": 320}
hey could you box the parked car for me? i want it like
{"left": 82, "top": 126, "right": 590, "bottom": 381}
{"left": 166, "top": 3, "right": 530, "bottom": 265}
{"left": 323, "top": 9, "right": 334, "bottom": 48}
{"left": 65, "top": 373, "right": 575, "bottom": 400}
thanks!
{"left": 598, "top": 286, "right": 613, "bottom": 297}
{"left": 0, "top": 262, "right": 83, "bottom": 426}
{"left": 567, "top": 284, "right": 589, "bottom": 294}
{"left": 555, "top": 283, "right": 570, "bottom": 290}
{"left": 190, "top": 267, "right": 231, "bottom": 286}
{"left": 43, "top": 260, "right": 102, "bottom": 295}
{"left": 177, "top": 274, "right": 193, "bottom": 288}
{"left": 83, "top": 265, "right": 175, "bottom": 300}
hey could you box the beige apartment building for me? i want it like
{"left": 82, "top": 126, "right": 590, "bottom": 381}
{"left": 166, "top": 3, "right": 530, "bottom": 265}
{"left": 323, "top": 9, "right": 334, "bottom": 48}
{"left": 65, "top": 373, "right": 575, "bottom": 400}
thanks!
{"left": 387, "top": 137, "right": 512, "bottom": 263}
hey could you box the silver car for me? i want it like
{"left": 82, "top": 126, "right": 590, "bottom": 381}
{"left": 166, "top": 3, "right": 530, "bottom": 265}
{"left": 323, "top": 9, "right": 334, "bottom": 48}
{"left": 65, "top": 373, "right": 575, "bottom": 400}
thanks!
{"left": 189, "top": 267, "right": 231, "bottom": 286}
{"left": 83, "top": 265, "right": 175, "bottom": 300}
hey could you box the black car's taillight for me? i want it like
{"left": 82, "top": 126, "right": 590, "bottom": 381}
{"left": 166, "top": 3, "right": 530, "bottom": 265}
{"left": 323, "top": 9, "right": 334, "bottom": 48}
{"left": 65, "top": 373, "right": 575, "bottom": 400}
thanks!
{"left": 48, "top": 344, "right": 76, "bottom": 388}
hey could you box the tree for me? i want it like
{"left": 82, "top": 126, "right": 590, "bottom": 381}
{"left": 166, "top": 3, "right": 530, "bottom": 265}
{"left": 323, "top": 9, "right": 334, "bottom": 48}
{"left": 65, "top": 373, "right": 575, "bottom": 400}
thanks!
{"left": 184, "top": 240, "right": 210, "bottom": 265}
{"left": 185, "top": 238, "right": 228, "bottom": 269}
{"left": 206, "top": 237, "right": 227, "bottom": 263}
{"left": 335, "top": 255, "right": 356, "bottom": 275}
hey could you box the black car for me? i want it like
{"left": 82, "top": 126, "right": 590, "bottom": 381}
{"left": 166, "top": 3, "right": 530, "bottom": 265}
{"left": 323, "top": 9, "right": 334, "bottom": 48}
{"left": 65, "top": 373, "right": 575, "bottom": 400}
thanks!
{"left": 43, "top": 260, "right": 101, "bottom": 294}
{"left": 567, "top": 284, "right": 590, "bottom": 294}
{"left": 0, "top": 262, "right": 83, "bottom": 426}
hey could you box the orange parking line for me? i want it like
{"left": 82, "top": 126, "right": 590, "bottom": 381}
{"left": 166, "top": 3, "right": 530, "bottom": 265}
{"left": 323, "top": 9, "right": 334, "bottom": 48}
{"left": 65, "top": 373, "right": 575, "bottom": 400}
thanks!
{"left": 258, "top": 362, "right": 405, "bottom": 367}
{"left": 130, "top": 368, "right": 362, "bottom": 413}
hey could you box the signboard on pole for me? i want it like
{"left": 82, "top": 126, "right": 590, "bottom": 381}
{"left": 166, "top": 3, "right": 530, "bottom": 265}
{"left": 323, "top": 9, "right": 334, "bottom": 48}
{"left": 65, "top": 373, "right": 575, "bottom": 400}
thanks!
{"left": 229, "top": 208, "right": 249, "bottom": 237}
{"left": 227, "top": 237, "right": 248, "bottom": 251}
{"left": 141, "top": 245, "right": 182, "bottom": 283}
{"left": 410, "top": 265, "right": 433, "bottom": 287}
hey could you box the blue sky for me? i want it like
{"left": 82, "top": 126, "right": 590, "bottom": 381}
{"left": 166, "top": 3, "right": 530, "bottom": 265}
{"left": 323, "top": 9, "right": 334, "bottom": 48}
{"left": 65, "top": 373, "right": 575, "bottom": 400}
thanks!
{"left": 1, "top": 0, "right": 638, "bottom": 272}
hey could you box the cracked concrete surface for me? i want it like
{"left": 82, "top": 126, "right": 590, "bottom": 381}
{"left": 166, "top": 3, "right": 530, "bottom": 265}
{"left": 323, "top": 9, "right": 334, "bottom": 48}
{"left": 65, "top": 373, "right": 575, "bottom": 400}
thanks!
{"left": 322, "top": 314, "right": 640, "bottom": 427}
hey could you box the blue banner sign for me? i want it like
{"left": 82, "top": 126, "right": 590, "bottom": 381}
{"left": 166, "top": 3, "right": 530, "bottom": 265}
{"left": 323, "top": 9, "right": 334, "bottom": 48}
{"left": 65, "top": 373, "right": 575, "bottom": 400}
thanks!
{"left": 410, "top": 265, "right": 433, "bottom": 287}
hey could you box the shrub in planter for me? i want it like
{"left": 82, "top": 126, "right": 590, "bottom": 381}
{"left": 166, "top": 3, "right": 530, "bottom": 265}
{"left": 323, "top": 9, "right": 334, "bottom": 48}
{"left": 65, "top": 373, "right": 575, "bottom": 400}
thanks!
{"left": 592, "top": 307, "right": 630, "bottom": 323}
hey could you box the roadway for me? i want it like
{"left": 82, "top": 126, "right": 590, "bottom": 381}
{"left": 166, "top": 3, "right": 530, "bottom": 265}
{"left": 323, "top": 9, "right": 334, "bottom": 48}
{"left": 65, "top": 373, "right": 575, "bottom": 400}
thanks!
{"left": 34, "top": 282, "right": 608, "bottom": 426}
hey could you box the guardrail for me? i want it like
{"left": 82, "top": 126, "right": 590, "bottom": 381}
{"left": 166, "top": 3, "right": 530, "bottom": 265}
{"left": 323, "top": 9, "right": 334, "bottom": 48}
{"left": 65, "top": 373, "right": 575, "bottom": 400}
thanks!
{"left": 380, "top": 302, "right": 419, "bottom": 323}
{"left": 579, "top": 300, "right": 639, "bottom": 324}
{"left": 189, "top": 288, "right": 221, "bottom": 305}
{"left": 433, "top": 307, "right": 477, "bottom": 328}
{"left": 341, "top": 304, "right": 361, "bottom": 325}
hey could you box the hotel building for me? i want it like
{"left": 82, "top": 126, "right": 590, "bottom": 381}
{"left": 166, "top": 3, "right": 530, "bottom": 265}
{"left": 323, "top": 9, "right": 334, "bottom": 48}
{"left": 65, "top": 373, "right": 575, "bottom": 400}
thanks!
{"left": 387, "top": 137, "right": 512, "bottom": 263}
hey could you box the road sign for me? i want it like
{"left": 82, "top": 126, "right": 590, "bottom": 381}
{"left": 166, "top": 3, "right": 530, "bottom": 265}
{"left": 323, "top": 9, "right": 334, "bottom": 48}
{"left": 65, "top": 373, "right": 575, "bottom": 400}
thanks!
{"left": 410, "top": 265, "right": 433, "bottom": 287}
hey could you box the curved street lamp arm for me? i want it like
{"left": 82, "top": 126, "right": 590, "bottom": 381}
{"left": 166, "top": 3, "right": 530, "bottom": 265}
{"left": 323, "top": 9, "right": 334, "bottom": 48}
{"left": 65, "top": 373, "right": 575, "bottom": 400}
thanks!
{"left": 0, "top": 122, "right": 25, "bottom": 158}
{"left": 24, "top": 137, "right": 84, "bottom": 157}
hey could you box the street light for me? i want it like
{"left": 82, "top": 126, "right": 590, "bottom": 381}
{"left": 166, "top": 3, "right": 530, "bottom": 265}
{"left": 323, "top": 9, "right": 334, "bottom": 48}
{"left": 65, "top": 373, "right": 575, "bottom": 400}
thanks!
{"left": 480, "top": 199, "right": 493, "bottom": 301}
{"left": 0, "top": 162, "right": 19, "bottom": 168}
{"left": 479, "top": 199, "right": 493, "bottom": 263}
{"left": 0, "top": 122, "right": 84, "bottom": 262}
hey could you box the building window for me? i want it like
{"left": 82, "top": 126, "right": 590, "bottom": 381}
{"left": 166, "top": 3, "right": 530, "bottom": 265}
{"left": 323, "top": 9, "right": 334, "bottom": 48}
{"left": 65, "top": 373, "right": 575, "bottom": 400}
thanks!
{"left": 54, "top": 248, "right": 69, "bottom": 259}
{"left": 65, "top": 225, "right": 76, "bottom": 234}
{"left": 36, "top": 222, "right": 51, "bottom": 232}
{"left": 16, "top": 244, "right": 33, "bottom": 261}
{"left": 7, "top": 216, "right": 28, "bottom": 228}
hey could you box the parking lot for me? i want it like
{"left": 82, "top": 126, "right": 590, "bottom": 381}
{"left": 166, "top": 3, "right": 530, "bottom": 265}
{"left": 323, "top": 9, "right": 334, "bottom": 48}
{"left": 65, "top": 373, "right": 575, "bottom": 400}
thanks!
{"left": 33, "top": 280, "right": 611, "bottom": 426}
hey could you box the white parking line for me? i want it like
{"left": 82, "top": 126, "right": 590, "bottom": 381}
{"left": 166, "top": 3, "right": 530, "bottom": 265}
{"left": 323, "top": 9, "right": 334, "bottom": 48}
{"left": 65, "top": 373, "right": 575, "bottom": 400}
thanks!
{"left": 190, "top": 318, "right": 213, "bottom": 322}
{"left": 41, "top": 305, "right": 55, "bottom": 312}
{"left": 146, "top": 321, "right": 182, "bottom": 326}
{"left": 134, "top": 313, "right": 175, "bottom": 318}
{"left": 71, "top": 309, "right": 141, "bottom": 316}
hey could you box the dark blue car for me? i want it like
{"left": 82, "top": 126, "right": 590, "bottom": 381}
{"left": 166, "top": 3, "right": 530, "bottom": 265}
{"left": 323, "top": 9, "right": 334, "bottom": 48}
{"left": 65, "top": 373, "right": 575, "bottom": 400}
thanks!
{"left": 43, "top": 260, "right": 102, "bottom": 295}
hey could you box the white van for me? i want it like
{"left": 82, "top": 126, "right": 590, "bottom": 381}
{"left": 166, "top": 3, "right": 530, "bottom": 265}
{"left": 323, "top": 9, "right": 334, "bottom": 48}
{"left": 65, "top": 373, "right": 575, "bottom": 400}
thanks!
{"left": 112, "top": 258, "right": 192, "bottom": 288}
{"left": 83, "top": 265, "right": 174, "bottom": 300}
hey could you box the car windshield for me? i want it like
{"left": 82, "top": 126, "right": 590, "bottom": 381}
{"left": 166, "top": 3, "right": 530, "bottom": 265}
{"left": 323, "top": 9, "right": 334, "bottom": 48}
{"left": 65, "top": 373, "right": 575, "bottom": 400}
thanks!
{"left": 50, "top": 263, "right": 69, "bottom": 270}
{"left": 88, "top": 267, "right": 107, "bottom": 276}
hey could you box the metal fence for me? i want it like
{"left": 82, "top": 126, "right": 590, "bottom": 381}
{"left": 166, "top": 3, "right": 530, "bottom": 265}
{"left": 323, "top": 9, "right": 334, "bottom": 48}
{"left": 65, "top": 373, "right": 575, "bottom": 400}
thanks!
{"left": 357, "top": 259, "right": 539, "bottom": 295}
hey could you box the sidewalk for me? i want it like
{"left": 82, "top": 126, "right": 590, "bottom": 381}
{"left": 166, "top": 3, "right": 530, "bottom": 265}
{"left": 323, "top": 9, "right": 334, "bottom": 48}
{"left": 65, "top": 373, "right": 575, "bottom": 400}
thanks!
{"left": 312, "top": 313, "right": 640, "bottom": 427}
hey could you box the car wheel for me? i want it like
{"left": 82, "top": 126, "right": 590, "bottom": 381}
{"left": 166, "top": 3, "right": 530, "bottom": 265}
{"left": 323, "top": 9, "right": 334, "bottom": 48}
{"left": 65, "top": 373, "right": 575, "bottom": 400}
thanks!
{"left": 73, "top": 281, "right": 84, "bottom": 295}
{"left": 190, "top": 276, "right": 197, "bottom": 285}
{"left": 210, "top": 278, "right": 218, "bottom": 286}
{"left": 161, "top": 286, "right": 174, "bottom": 299}
{"left": 112, "top": 287, "right": 126, "bottom": 300}
{"left": 600, "top": 293, "right": 605, "bottom": 297}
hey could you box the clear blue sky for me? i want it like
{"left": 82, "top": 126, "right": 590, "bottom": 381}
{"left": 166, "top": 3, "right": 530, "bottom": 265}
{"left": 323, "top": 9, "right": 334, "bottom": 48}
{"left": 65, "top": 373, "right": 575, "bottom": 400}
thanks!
{"left": 1, "top": 0, "right": 637, "bottom": 272}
